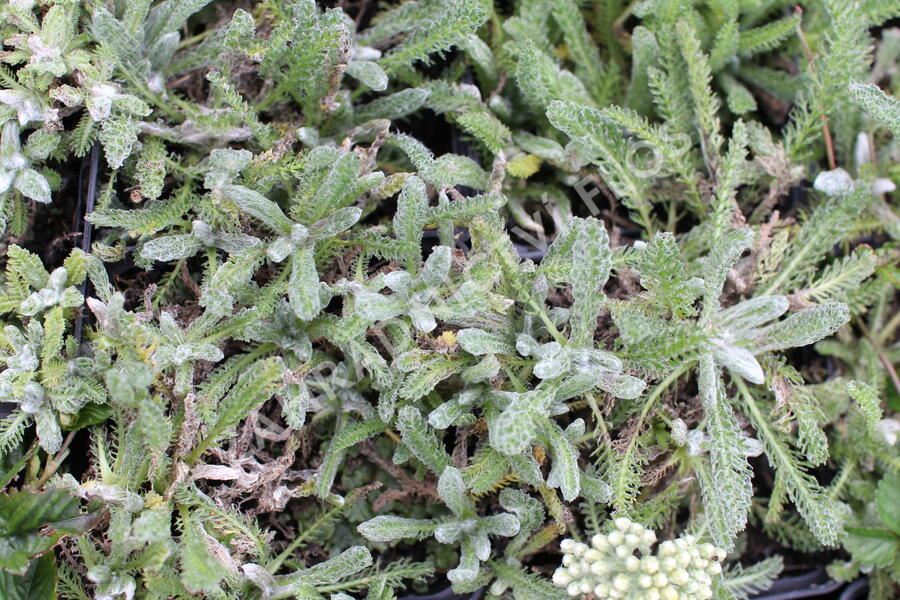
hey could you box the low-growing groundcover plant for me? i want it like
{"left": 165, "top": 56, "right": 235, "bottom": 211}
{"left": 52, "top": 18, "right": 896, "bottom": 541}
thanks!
{"left": 0, "top": 0, "right": 899, "bottom": 599}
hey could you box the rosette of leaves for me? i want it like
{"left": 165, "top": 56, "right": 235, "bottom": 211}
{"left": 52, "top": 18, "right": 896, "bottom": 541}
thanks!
{"left": 50, "top": 61, "right": 152, "bottom": 168}
{"left": 0, "top": 2, "right": 89, "bottom": 86}
{"left": 151, "top": 310, "right": 224, "bottom": 399}
{"left": 358, "top": 466, "right": 520, "bottom": 584}
{"left": 355, "top": 245, "right": 466, "bottom": 333}
{"left": 0, "top": 248, "right": 106, "bottom": 455}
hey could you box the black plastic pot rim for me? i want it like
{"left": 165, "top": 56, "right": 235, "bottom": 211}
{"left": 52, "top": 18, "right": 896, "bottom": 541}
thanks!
{"left": 396, "top": 572, "right": 868, "bottom": 600}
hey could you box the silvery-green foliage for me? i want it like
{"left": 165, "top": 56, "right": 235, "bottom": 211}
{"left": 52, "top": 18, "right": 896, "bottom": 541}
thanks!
{"left": 0, "top": 0, "right": 897, "bottom": 597}
{"left": 356, "top": 245, "right": 456, "bottom": 332}
{"left": 359, "top": 466, "right": 519, "bottom": 584}
{"left": 849, "top": 82, "right": 900, "bottom": 136}
{"left": 243, "top": 546, "right": 373, "bottom": 600}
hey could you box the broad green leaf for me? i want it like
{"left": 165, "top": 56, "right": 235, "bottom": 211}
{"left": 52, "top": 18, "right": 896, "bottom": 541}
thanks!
{"left": 876, "top": 471, "right": 900, "bottom": 536}
{"left": 843, "top": 527, "right": 898, "bottom": 568}
{"left": 0, "top": 552, "right": 56, "bottom": 600}
{"left": 0, "top": 489, "right": 81, "bottom": 574}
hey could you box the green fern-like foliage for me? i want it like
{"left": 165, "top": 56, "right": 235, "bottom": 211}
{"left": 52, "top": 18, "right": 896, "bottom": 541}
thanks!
{"left": 0, "top": 0, "right": 898, "bottom": 598}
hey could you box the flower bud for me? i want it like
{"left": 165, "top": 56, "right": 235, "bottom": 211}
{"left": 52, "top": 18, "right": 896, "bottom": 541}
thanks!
{"left": 660, "top": 586, "right": 679, "bottom": 600}
{"left": 553, "top": 569, "right": 572, "bottom": 585}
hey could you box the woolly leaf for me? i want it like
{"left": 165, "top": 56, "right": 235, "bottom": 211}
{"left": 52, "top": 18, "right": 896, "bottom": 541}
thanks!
{"left": 358, "top": 516, "right": 437, "bottom": 542}
{"left": 396, "top": 406, "right": 452, "bottom": 475}
{"left": 697, "top": 355, "right": 752, "bottom": 550}
{"left": 13, "top": 170, "right": 50, "bottom": 204}
{"left": 745, "top": 303, "right": 850, "bottom": 354}
{"left": 457, "top": 328, "right": 514, "bottom": 356}
{"left": 437, "top": 466, "right": 471, "bottom": 517}
{"left": 848, "top": 82, "right": 900, "bottom": 135}
{"left": 180, "top": 517, "right": 223, "bottom": 593}
{"left": 288, "top": 247, "right": 322, "bottom": 321}
{"left": 220, "top": 185, "right": 293, "bottom": 234}
{"left": 345, "top": 60, "right": 388, "bottom": 91}
{"left": 846, "top": 380, "right": 882, "bottom": 435}
{"left": 139, "top": 234, "right": 201, "bottom": 262}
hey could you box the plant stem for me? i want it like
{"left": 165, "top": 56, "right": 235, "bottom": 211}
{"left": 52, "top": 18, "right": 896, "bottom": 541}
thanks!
{"left": 795, "top": 11, "right": 836, "bottom": 170}
{"left": 36, "top": 430, "right": 77, "bottom": 488}
{"left": 857, "top": 320, "right": 900, "bottom": 399}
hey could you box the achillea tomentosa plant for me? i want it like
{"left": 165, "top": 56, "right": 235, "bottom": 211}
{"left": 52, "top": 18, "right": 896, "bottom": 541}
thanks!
{"left": 0, "top": 0, "right": 898, "bottom": 599}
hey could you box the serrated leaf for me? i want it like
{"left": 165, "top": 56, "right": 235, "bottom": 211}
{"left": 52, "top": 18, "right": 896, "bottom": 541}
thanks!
{"left": 396, "top": 406, "right": 451, "bottom": 475}
{"left": 356, "top": 88, "right": 429, "bottom": 122}
{"left": 876, "top": 471, "right": 900, "bottom": 536}
{"left": 490, "top": 396, "right": 537, "bottom": 456}
{"left": 843, "top": 527, "right": 898, "bottom": 568}
{"left": 545, "top": 425, "right": 580, "bottom": 501}
{"left": 715, "top": 296, "right": 789, "bottom": 334}
{"left": 702, "top": 229, "right": 755, "bottom": 315}
{"left": 310, "top": 207, "right": 361, "bottom": 240}
{"left": 847, "top": 380, "right": 883, "bottom": 435}
{"left": 568, "top": 217, "right": 611, "bottom": 345}
{"left": 746, "top": 303, "right": 850, "bottom": 354}
{"left": 180, "top": 517, "right": 222, "bottom": 593}
{"left": 698, "top": 355, "right": 753, "bottom": 550}
{"left": 357, "top": 516, "right": 436, "bottom": 542}
{"left": 296, "top": 546, "right": 372, "bottom": 586}
{"left": 0, "top": 552, "right": 56, "bottom": 600}
{"left": 98, "top": 113, "right": 139, "bottom": 169}
{"left": 0, "top": 488, "right": 82, "bottom": 575}
{"left": 139, "top": 234, "right": 202, "bottom": 261}
{"left": 712, "top": 341, "right": 765, "bottom": 384}
{"left": 419, "top": 245, "right": 451, "bottom": 287}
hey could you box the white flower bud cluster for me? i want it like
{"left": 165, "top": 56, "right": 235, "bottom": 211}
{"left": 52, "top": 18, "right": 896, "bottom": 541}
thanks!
{"left": 551, "top": 518, "right": 725, "bottom": 600}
